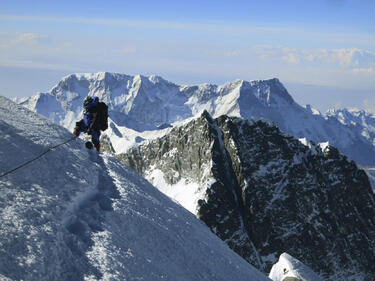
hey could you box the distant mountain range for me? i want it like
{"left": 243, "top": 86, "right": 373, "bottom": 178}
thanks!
{"left": 18, "top": 72, "right": 375, "bottom": 169}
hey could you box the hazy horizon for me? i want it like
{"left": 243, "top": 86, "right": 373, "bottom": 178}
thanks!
{"left": 1, "top": 0, "right": 374, "bottom": 112}
{"left": 1, "top": 66, "right": 374, "bottom": 114}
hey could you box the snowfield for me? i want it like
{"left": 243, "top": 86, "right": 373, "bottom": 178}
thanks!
{"left": 0, "top": 95, "right": 272, "bottom": 280}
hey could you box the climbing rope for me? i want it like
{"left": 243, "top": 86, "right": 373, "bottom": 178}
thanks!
{"left": 0, "top": 136, "right": 77, "bottom": 178}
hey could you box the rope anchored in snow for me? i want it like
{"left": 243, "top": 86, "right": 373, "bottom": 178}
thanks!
{"left": 0, "top": 136, "right": 77, "bottom": 178}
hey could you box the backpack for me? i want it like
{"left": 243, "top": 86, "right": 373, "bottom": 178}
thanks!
{"left": 96, "top": 102, "right": 108, "bottom": 131}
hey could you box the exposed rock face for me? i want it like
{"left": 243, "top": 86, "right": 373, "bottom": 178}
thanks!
{"left": 120, "top": 111, "right": 375, "bottom": 281}
{"left": 120, "top": 111, "right": 263, "bottom": 268}
{"left": 214, "top": 114, "right": 375, "bottom": 280}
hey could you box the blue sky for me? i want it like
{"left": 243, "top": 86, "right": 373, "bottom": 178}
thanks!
{"left": 0, "top": 0, "right": 374, "bottom": 111}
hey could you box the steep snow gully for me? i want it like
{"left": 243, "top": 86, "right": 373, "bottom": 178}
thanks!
{"left": 0, "top": 96, "right": 272, "bottom": 280}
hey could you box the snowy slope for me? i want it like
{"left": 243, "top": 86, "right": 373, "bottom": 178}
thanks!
{"left": 269, "top": 253, "right": 324, "bottom": 281}
{"left": 326, "top": 108, "right": 375, "bottom": 187}
{"left": 0, "top": 96, "right": 271, "bottom": 281}
{"left": 18, "top": 72, "right": 375, "bottom": 166}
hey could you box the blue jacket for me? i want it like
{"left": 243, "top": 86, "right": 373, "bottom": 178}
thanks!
{"left": 83, "top": 97, "right": 99, "bottom": 127}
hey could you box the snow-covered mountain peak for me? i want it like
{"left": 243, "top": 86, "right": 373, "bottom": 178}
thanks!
{"left": 148, "top": 74, "right": 170, "bottom": 84}
{"left": 18, "top": 72, "right": 375, "bottom": 166}
{"left": 304, "top": 104, "right": 322, "bottom": 116}
{"left": 247, "top": 78, "right": 295, "bottom": 107}
{"left": 217, "top": 78, "right": 243, "bottom": 93}
{"left": 327, "top": 107, "right": 375, "bottom": 125}
{"left": 326, "top": 107, "right": 375, "bottom": 150}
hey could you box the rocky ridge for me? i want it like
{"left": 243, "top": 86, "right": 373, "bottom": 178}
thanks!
{"left": 120, "top": 111, "right": 375, "bottom": 281}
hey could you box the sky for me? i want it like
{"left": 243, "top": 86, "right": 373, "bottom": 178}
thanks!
{"left": 0, "top": 0, "right": 374, "bottom": 112}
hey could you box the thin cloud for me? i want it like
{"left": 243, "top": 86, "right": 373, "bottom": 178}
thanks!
{"left": 120, "top": 48, "right": 137, "bottom": 54}
{"left": 0, "top": 15, "right": 284, "bottom": 33}
{"left": 0, "top": 59, "right": 83, "bottom": 72}
{"left": 13, "top": 33, "right": 48, "bottom": 44}
{"left": 254, "top": 45, "right": 375, "bottom": 69}
{"left": 1, "top": 14, "right": 374, "bottom": 49}
{"left": 0, "top": 32, "right": 48, "bottom": 48}
{"left": 282, "top": 53, "right": 300, "bottom": 64}
{"left": 0, "top": 14, "right": 357, "bottom": 38}
{"left": 363, "top": 99, "right": 375, "bottom": 114}
{"left": 353, "top": 67, "right": 375, "bottom": 74}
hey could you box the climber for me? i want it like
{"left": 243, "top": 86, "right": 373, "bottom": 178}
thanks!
{"left": 73, "top": 96, "right": 108, "bottom": 152}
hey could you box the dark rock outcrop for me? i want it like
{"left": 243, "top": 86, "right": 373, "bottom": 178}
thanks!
{"left": 120, "top": 111, "right": 375, "bottom": 281}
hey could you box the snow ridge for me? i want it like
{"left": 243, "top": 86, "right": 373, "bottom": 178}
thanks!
{"left": 0, "top": 96, "right": 272, "bottom": 281}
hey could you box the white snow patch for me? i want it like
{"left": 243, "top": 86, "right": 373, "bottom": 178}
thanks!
{"left": 298, "top": 138, "right": 310, "bottom": 147}
{"left": 318, "top": 142, "right": 330, "bottom": 153}
{"left": 146, "top": 168, "right": 213, "bottom": 215}
{"left": 269, "top": 253, "right": 324, "bottom": 281}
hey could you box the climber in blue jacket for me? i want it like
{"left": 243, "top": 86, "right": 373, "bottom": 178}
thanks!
{"left": 73, "top": 96, "right": 108, "bottom": 152}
